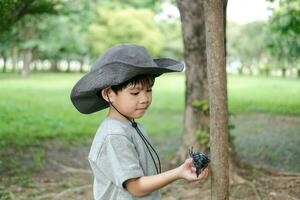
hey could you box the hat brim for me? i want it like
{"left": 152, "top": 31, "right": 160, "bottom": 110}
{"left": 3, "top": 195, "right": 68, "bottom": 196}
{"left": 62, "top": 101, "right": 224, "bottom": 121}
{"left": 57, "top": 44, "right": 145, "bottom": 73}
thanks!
{"left": 70, "top": 58, "right": 184, "bottom": 114}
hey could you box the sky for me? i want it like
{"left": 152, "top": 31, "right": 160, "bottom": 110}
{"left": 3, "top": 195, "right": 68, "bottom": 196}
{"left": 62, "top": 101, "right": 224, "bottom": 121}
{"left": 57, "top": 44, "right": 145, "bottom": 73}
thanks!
{"left": 158, "top": 0, "right": 278, "bottom": 24}
{"left": 227, "top": 0, "right": 276, "bottom": 24}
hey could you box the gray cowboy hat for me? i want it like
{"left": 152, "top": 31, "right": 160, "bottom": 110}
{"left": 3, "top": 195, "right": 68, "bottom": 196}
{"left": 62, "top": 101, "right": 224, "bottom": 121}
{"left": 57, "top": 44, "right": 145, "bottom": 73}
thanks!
{"left": 70, "top": 43, "right": 184, "bottom": 114}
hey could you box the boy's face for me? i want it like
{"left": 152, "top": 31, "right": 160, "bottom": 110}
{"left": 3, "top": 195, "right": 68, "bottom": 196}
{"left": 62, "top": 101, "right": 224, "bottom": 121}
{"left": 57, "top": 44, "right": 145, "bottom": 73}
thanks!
{"left": 109, "top": 83, "right": 152, "bottom": 119}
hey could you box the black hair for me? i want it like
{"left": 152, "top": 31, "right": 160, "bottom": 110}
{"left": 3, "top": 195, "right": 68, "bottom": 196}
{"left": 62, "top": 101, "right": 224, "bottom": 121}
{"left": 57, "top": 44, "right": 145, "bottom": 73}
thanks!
{"left": 97, "top": 74, "right": 155, "bottom": 97}
{"left": 111, "top": 74, "right": 155, "bottom": 93}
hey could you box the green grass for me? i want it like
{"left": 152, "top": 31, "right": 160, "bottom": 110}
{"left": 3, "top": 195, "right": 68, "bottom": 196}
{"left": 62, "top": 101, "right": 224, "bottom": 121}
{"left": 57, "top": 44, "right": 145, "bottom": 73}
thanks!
{"left": 228, "top": 75, "right": 300, "bottom": 115}
{"left": 0, "top": 72, "right": 300, "bottom": 174}
{"left": 1, "top": 72, "right": 300, "bottom": 146}
{"left": 0, "top": 72, "right": 185, "bottom": 145}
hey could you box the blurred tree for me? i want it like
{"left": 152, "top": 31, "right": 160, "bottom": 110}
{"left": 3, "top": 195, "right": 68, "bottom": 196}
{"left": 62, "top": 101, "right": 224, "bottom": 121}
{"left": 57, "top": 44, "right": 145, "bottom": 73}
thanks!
{"left": 100, "top": 0, "right": 163, "bottom": 13}
{"left": 0, "top": 0, "right": 35, "bottom": 33}
{"left": 34, "top": 0, "right": 98, "bottom": 72}
{"left": 157, "top": 19, "right": 183, "bottom": 60}
{"left": 267, "top": 0, "right": 300, "bottom": 77}
{"left": 0, "top": 27, "right": 19, "bottom": 72}
{"left": 0, "top": 0, "right": 59, "bottom": 34}
{"left": 0, "top": 0, "right": 63, "bottom": 77}
{"left": 175, "top": 0, "right": 209, "bottom": 163}
{"left": 227, "top": 21, "right": 270, "bottom": 75}
{"left": 0, "top": 0, "right": 95, "bottom": 75}
{"left": 86, "top": 5, "right": 164, "bottom": 58}
{"left": 17, "top": 0, "right": 64, "bottom": 77}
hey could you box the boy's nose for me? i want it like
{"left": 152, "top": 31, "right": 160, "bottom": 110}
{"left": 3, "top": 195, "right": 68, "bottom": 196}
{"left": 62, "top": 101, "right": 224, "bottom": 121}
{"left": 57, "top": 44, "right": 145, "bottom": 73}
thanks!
{"left": 140, "top": 93, "right": 151, "bottom": 104}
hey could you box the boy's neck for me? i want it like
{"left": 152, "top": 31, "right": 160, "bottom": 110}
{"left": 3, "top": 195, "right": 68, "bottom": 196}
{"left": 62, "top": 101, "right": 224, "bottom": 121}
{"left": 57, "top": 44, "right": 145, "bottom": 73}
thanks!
{"left": 107, "top": 107, "right": 133, "bottom": 123}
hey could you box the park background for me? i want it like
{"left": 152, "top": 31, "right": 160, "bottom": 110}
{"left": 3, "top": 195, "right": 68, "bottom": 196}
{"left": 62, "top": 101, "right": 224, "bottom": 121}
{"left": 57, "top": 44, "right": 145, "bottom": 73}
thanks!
{"left": 0, "top": 0, "right": 299, "bottom": 199}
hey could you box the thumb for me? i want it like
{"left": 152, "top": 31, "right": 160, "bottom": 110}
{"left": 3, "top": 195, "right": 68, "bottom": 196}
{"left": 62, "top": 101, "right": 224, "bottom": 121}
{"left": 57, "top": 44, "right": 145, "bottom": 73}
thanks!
{"left": 185, "top": 158, "right": 194, "bottom": 167}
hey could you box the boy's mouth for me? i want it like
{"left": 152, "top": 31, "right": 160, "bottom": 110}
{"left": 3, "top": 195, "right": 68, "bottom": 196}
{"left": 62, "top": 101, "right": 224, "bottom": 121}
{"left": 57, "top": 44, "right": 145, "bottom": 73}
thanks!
{"left": 136, "top": 106, "right": 148, "bottom": 110}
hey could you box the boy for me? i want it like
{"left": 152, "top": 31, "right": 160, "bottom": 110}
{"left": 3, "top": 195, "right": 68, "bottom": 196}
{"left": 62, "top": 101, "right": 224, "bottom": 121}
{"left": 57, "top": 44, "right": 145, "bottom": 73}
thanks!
{"left": 70, "top": 44, "right": 209, "bottom": 199}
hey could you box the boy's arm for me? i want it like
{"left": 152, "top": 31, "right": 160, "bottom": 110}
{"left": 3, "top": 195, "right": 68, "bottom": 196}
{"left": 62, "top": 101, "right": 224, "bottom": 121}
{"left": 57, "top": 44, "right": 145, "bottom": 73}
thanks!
{"left": 124, "top": 158, "right": 209, "bottom": 197}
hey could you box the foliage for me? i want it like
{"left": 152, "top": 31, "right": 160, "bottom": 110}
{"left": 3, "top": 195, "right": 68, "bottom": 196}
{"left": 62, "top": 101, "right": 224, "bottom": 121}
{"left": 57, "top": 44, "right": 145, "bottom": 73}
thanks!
{"left": 86, "top": 5, "right": 164, "bottom": 58}
{"left": 0, "top": 0, "right": 61, "bottom": 33}
{"left": 0, "top": 0, "right": 35, "bottom": 32}
{"left": 101, "top": 0, "right": 164, "bottom": 13}
{"left": 266, "top": 0, "right": 300, "bottom": 68}
{"left": 193, "top": 130, "right": 210, "bottom": 148}
{"left": 192, "top": 99, "right": 209, "bottom": 112}
{"left": 227, "top": 21, "right": 270, "bottom": 71}
{"left": 157, "top": 19, "right": 183, "bottom": 59}
{"left": 0, "top": 0, "right": 178, "bottom": 72}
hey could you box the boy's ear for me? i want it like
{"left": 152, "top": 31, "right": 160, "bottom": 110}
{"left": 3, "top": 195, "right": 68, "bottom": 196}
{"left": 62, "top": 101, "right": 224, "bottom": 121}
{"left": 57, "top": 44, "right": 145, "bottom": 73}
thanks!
{"left": 101, "top": 88, "right": 113, "bottom": 103}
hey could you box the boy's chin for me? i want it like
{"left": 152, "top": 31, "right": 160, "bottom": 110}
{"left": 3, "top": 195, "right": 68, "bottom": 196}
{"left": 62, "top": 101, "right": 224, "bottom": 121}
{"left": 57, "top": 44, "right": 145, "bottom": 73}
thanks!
{"left": 133, "top": 113, "right": 146, "bottom": 119}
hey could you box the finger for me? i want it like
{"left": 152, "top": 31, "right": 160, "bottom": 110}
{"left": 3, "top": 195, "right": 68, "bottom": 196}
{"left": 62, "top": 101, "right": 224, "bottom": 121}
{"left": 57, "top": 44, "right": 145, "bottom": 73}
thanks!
{"left": 191, "top": 167, "right": 196, "bottom": 173}
{"left": 198, "top": 168, "right": 208, "bottom": 179}
{"left": 202, "top": 169, "right": 208, "bottom": 178}
{"left": 202, "top": 167, "right": 208, "bottom": 174}
{"left": 186, "top": 158, "right": 194, "bottom": 168}
{"left": 203, "top": 168, "right": 209, "bottom": 178}
{"left": 186, "top": 158, "right": 193, "bottom": 165}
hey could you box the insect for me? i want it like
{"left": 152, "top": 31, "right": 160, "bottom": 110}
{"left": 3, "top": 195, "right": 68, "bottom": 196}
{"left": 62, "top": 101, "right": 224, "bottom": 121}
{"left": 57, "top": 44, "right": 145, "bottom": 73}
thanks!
{"left": 189, "top": 147, "right": 210, "bottom": 177}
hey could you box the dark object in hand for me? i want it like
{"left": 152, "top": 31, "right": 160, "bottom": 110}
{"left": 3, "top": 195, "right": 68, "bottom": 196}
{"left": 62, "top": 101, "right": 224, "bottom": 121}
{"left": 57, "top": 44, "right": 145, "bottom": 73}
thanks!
{"left": 189, "top": 147, "right": 210, "bottom": 177}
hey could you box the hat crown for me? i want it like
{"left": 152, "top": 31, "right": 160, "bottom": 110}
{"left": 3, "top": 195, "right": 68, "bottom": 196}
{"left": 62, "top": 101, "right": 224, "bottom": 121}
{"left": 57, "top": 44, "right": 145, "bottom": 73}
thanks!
{"left": 92, "top": 44, "right": 157, "bottom": 70}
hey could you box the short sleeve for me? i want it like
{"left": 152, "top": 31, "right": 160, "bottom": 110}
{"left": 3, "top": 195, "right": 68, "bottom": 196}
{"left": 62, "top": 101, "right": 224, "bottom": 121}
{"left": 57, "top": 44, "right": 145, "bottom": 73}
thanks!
{"left": 96, "top": 134, "right": 144, "bottom": 188}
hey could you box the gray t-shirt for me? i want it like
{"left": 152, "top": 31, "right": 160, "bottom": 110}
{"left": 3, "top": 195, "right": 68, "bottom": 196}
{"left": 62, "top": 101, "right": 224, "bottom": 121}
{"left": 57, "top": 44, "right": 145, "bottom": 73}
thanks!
{"left": 88, "top": 117, "right": 161, "bottom": 200}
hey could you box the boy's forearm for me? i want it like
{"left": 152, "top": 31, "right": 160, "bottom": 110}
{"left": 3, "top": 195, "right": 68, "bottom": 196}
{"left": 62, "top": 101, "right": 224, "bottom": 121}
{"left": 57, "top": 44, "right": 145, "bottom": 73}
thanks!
{"left": 126, "top": 167, "right": 181, "bottom": 197}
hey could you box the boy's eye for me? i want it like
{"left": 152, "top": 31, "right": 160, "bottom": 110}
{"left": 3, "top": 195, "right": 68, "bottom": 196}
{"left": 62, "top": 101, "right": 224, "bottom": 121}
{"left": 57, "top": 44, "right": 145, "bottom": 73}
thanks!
{"left": 147, "top": 88, "right": 152, "bottom": 92}
{"left": 130, "top": 92, "right": 139, "bottom": 95}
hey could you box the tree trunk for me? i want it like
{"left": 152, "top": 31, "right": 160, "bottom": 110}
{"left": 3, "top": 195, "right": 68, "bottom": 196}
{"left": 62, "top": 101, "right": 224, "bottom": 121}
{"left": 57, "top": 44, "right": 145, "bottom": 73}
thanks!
{"left": 50, "top": 61, "right": 59, "bottom": 72}
{"left": 2, "top": 55, "right": 7, "bottom": 72}
{"left": 79, "top": 61, "right": 84, "bottom": 73}
{"left": 67, "top": 60, "right": 71, "bottom": 72}
{"left": 11, "top": 47, "right": 18, "bottom": 73}
{"left": 21, "top": 48, "right": 32, "bottom": 78}
{"left": 281, "top": 67, "right": 286, "bottom": 77}
{"left": 204, "top": 0, "right": 229, "bottom": 199}
{"left": 175, "top": 0, "right": 210, "bottom": 163}
{"left": 19, "top": 17, "right": 34, "bottom": 78}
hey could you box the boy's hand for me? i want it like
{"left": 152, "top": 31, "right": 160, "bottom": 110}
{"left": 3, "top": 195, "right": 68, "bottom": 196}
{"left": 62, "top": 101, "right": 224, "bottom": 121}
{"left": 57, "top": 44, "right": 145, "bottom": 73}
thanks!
{"left": 177, "top": 158, "right": 209, "bottom": 183}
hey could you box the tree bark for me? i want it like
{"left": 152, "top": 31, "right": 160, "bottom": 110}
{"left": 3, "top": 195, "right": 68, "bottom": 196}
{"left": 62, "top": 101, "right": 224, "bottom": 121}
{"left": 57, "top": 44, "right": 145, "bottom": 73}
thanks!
{"left": 79, "top": 61, "right": 84, "bottom": 73}
{"left": 21, "top": 48, "right": 32, "bottom": 78}
{"left": 19, "top": 18, "right": 34, "bottom": 78}
{"left": 2, "top": 55, "right": 7, "bottom": 72}
{"left": 50, "top": 60, "right": 59, "bottom": 72}
{"left": 175, "top": 0, "right": 210, "bottom": 163}
{"left": 11, "top": 47, "right": 18, "bottom": 73}
{"left": 204, "top": 0, "right": 229, "bottom": 199}
{"left": 66, "top": 60, "right": 71, "bottom": 72}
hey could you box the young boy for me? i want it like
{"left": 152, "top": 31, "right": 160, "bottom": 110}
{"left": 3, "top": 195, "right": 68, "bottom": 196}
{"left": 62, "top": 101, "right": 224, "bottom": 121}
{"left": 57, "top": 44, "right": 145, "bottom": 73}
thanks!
{"left": 70, "top": 44, "right": 209, "bottom": 199}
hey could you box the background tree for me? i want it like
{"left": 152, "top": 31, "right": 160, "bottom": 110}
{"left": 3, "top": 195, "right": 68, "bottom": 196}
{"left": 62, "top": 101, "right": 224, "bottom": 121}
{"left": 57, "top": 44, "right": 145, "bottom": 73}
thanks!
{"left": 175, "top": 0, "right": 210, "bottom": 163}
{"left": 0, "top": 0, "right": 35, "bottom": 33}
{"left": 204, "top": 0, "right": 229, "bottom": 199}
{"left": 85, "top": 5, "right": 164, "bottom": 58}
{"left": 267, "top": 0, "right": 300, "bottom": 77}
{"left": 157, "top": 19, "right": 183, "bottom": 60}
{"left": 104, "top": 0, "right": 163, "bottom": 13}
{"left": 0, "top": 0, "right": 63, "bottom": 77}
{"left": 227, "top": 21, "right": 270, "bottom": 76}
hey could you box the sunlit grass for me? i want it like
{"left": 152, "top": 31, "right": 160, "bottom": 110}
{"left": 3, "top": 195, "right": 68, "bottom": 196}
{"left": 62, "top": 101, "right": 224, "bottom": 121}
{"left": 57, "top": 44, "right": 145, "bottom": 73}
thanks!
{"left": 1, "top": 73, "right": 300, "bottom": 147}
{"left": 228, "top": 75, "right": 300, "bottom": 115}
{"left": 1, "top": 72, "right": 300, "bottom": 174}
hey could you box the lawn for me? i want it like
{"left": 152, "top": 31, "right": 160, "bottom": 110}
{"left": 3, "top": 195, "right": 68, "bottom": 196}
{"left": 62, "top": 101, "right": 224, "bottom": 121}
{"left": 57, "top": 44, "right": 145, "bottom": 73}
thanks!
{"left": 0, "top": 72, "right": 300, "bottom": 174}
{"left": 228, "top": 75, "right": 300, "bottom": 115}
